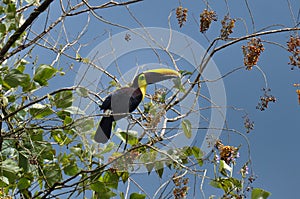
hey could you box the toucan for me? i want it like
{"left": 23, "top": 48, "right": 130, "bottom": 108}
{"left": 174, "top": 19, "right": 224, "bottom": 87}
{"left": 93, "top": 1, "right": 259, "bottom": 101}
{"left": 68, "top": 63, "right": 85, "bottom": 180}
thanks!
{"left": 94, "top": 68, "right": 181, "bottom": 143}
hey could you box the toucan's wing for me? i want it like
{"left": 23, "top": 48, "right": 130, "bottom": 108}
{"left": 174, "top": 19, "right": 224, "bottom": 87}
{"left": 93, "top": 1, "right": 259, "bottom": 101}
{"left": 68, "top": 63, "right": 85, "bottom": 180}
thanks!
{"left": 100, "top": 94, "right": 112, "bottom": 110}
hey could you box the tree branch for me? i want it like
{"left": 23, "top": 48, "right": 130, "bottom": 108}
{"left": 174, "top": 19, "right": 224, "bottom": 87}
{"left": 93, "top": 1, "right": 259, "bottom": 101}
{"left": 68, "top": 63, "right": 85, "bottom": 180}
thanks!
{"left": 0, "top": 0, "right": 54, "bottom": 63}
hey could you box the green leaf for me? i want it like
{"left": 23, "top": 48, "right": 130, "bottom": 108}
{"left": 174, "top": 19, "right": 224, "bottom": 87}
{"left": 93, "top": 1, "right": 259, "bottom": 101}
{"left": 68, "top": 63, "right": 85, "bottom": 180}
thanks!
{"left": 101, "top": 142, "right": 116, "bottom": 154}
{"left": 191, "top": 146, "right": 203, "bottom": 166}
{"left": 76, "top": 87, "right": 89, "bottom": 97}
{"left": 17, "top": 177, "right": 31, "bottom": 190}
{"left": 182, "top": 119, "right": 192, "bottom": 139}
{"left": 54, "top": 90, "right": 73, "bottom": 108}
{"left": 209, "top": 180, "right": 222, "bottom": 189}
{"left": 75, "top": 117, "right": 94, "bottom": 132}
{"left": 129, "top": 193, "right": 146, "bottom": 199}
{"left": 155, "top": 161, "right": 164, "bottom": 178}
{"left": 0, "top": 176, "right": 9, "bottom": 186}
{"left": 173, "top": 77, "right": 185, "bottom": 92}
{"left": 0, "top": 23, "right": 6, "bottom": 33}
{"left": 63, "top": 106, "right": 85, "bottom": 115}
{"left": 63, "top": 161, "right": 80, "bottom": 176}
{"left": 119, "top": 171, "right": 129, "bottom": 183}
{"left": 33, "top": 64, "right": 57, "bottom": 86}
{"left": 3, "top": 69, "right": 30, "bottom": 89}
{"left": 251, "top": 188, "right": 271, "bottom": 199}
{"left": 43, "top": 163, "right": 62, "bottom": 188}
{"left": 0, "top": 159, "right": 21, "bottom": 184}
{"left": 29, "top": 104, "right": 53, "bottom": 119}
{"left": 115, "top": 129, "right": 138, "bottom": 145}
{"left": 19, "top": 152, "right": 29, "bottom": 173}
{"left": 219, "top": 160, "right": 232, "bottom": 177}
{"left": 51, "top": 130, "right": 72, "bottom": 146}
{"left": 120, "top": 192, "right": 125, "bottom": 199}
{"left": 101, "top": 172, "right": 119, "bottom": 190}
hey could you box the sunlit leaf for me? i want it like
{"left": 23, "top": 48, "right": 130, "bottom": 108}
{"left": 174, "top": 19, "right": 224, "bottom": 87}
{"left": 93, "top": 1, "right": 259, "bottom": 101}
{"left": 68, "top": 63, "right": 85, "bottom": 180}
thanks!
{"left": 76, "top": 87, "right": 89, "bottom": 97}
{"left": 129, "top": 193, "right": 146, "bottom": 199}
{"left": 33, "top": 64, "right": 57, "bottom": 86}
{"left": 0, "top": 159, "right": 21, "bottom": 184}
{"left": 252, "top": 188, "right": 271, "bottom": 199}
{"left": 17, "top": 177, "right": 31, "bottom": 190}
{"left": 115, "top": 129, "right": 138, "bottom": 145}
{"left": 43, "top": 163, "right": 62, "bottom": 188}
{"left": 29, "top": 104, "right": 53, "bottom": 119}
{"left": 155, "top": 161, "right": 164, "bottom": 178}
{"left": 219, "top": 160, "right": 232, "bottom": 177}
{"left": 3, "top": 69, "right": 30, "bottom": 89}
{"left": 54, "top": 90, "right": 73, "bottom": 108}
{"left": 182, "top": 119, "right": 192, "bottom": 139}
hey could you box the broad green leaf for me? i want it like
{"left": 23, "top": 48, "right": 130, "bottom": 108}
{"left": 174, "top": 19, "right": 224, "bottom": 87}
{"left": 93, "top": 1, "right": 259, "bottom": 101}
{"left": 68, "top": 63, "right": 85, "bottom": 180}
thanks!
{"left": 101, "top": 172, "right": 119, "bottom": 190}
{"left": 91, "top": 181, "right": 107, "bottom": 193}
{"left": 54, "top": 90, "right": 73, "bottom": 108}
{"left": 119, "top": 171, "right": 129, "bottom": 183}
{"left": 115, "top": 129, "right": 138, "bottom": 145}
{"left": 0, "top": 23, "right": 6, "bottom": 33}
{"left": 76, "top": 87, "right": 89, "bottom": 97}
{"left": 19, "top": 152, "right": 28, "bottom": 173}
{"left": 192, "top": 146, "right": 203, "bottom": 166}
{"left": 251, "top": 188, "right": 271, "bottom": 199}
{"left": 173, "top": 77, "right": 185, "bottom": 92}
{"left": 101, "top": 142, "right": 116, "bottom": 154}
{"left": 209, "top": 180, "right": 222, "bottom": 189}
{"left": 51, "top": 130, "right": 72, "bottom": 145}
{"left": 0, "top": 159, "right": 21, "bottom": 183}
{"left": 29, "top": 104, "right": 53, "bottom": 119}
{"left": 120, "top": 192, "right": 125, "bottom": 199}
{"left": 3, "top": 69, "right": 30, "bottom": 89}
{"left": 63, "top": 106, "right": 85, "bottom": 115}
{"left": 182, "top": 119, "right": 192, "bottom": 139}
{"left": 43, "top": 163, "right": 62, "bottom": 188}
{"left": 155, "top": 161, "right": 164, "bottom": 178}
{"left": 0, "top": 176, "right": 9, "bottom": 186}
{"left": 63, "top": 162, "right": 80, "bottom": 176}
{"left": 17, "top": 177, "right": 31, "bottom": 190}
{"left": 75, "top": 117, "right": 94, "bottom": 132}
{"left": 33, "top": 64, "right": 57, "bottom": 86}
{"left": 129, "top": 193, "right": 146, "bottom": 199}
{"left": 219, "top": 160, "right": 232, "bottom": 177}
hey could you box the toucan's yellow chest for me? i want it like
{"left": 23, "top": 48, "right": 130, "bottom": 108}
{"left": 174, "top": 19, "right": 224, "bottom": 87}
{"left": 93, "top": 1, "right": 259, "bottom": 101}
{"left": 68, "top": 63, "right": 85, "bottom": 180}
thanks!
{"left": 139, "top": 85, "right": 147, "bottom": 100}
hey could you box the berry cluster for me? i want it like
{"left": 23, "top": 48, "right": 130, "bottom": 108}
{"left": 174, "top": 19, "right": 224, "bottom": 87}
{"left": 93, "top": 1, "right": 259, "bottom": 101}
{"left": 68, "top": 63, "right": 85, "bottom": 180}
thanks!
{"left": 220, "top": 15, "right": 236, "bottom": 40}
{"left": 200, "top": 9, "right": 217, "bottom": 33}
{"left": 256, "top": 88, "right": 276, "bottom": 111}
{"left": 242, "top": 38, "right": 265, "bottom": 70}
{"left": 172, "top": 173, "right": 189, "bottom": 199}
{"left": 215, "top": 140, "right": 239, "bottom": 165}
{"left": 176, "top": 6, "right": 188, "bottom": 28}
{"left": 243, "top": 115, "right": 254, "bottom": 133}
{"left": 287, "top": 35, "right": 300, "bottom": 69}
{"left": 144, "top": 103, "right": 166, "bottom": 133}
{"left": 108, "top": 150, "right": 139, "bottom": 171}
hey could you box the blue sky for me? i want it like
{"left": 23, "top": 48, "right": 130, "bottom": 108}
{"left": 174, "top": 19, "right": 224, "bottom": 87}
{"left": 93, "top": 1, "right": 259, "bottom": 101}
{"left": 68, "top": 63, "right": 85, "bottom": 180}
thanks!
{"left": 36, "top": 0, "right": 300, "bottom": 198}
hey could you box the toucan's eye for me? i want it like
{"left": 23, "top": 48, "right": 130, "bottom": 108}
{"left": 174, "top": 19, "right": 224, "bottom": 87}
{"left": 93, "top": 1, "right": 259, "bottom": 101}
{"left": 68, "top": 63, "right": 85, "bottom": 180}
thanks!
{"left": 139, "top": 74, "right": 145, "bottom": 80}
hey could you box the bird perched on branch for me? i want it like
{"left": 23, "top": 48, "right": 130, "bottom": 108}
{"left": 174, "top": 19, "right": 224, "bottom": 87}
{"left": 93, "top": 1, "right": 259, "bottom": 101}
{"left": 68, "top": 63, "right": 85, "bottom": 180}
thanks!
{"left": 94, "top": 68, "right": 181, "bottom": 143}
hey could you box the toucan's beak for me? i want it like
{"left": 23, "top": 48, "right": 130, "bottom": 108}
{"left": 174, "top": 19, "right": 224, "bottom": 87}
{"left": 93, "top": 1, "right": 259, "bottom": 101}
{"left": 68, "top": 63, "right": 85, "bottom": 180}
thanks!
{"left": 143, "top": 68, "right": 181, "bottom": 84}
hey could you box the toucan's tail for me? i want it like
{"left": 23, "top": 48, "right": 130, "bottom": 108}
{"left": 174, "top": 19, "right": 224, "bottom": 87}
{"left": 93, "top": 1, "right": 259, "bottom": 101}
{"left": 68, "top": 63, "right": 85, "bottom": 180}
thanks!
{"left": 94, "top": 116, "right": 114, "bottom": 143}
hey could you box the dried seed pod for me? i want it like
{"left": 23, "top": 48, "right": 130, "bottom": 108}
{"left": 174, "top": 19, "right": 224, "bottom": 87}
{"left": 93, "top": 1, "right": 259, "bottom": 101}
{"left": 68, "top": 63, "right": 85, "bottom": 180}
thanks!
{"left": 242, "top": 38, "right": 265, "bottom": 70}
{"left": 287, "top": 35, "right": 300, "bottom": 69}
{"left": 176, "top": 6, "right": 188, "bottom": 28}
{"left": 220, "top": 15, "right": 236, "bottom": 39}
{"left": 200, "top": 9, "right": 217, "bottom": 33}
{"left": 256, "top": 88, "right": 276, "bottom": 111}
